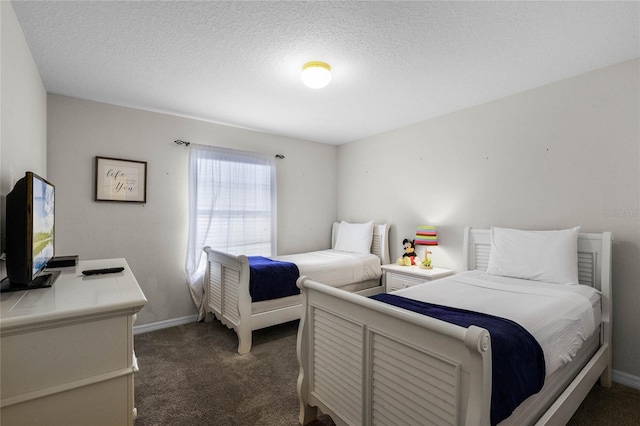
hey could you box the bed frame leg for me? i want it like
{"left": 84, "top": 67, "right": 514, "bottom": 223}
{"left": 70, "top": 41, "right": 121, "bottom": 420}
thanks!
{"left": 600, "top": 366, "right": 612, "bottom": 388}
{"left": 237, "top": 328, "right": 252, "bottom": 355}
{"left": 299, "top": 402, "right": 317, "bottom": 425}
{"left": 599, "top": 343, "right": 612, "bottom": 388}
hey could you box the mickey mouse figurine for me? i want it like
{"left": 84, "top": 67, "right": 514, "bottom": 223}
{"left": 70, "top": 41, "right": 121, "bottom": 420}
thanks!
{"left": 396, "top": 238, "right": 420, "bottom": 266}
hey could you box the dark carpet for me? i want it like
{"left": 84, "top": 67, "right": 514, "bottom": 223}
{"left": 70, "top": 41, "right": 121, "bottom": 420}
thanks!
{"left": 134, "top": 320, "right": 639, "bottom": 426}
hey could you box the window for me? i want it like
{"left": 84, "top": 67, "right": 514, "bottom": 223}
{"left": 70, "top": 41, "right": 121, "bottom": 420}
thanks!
{"left": 185, "top": 144, "right": 276, "bottom": 318}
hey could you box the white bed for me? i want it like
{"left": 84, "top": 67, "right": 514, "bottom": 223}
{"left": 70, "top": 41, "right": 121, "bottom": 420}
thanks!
{"left": 204, "top": 222, "right": 390, "bottom": 354}
{"left": 297, "top": 226, "right": 612, "bottom": 425}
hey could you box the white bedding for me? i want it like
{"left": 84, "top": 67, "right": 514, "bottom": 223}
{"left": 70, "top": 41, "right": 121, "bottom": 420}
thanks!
{"left": 274, "top": 249, "right": 381, "bottom": 288}
{"left": 392, "top": 270, "right": 600, "bottom": 376}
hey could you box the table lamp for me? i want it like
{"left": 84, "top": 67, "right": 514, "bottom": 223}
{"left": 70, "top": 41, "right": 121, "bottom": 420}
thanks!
{"left": 415, "top": 225, "right": 438, "bottom": 269}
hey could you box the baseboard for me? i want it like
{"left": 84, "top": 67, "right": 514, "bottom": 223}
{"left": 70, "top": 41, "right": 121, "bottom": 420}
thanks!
{"left": 612, "top": 369, "right": 640, "bottom": 390}
{"left": 133, "top": 314, "right": 199, "bottom": 335}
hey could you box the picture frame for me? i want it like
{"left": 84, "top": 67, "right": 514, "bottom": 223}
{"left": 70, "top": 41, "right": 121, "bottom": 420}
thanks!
{"left": 95, "top": 156, "right": 147, "bottom": 203}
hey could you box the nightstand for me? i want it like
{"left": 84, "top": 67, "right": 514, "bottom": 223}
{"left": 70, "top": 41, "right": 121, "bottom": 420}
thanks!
{"left": 382, "top": 264, "right": 454, "bottom": 292}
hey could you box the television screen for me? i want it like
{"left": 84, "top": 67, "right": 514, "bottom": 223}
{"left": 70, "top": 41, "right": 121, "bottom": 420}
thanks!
{"left": 3, "top": 171, "right": 56, "bottom": 288}
{"left": 32, "top": 174, "right": 55, "bottom": 279}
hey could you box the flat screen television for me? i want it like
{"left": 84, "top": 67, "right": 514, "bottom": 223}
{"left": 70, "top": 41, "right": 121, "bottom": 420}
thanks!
{"left": 2, "top": 171, "right": 58, "bottom": 291}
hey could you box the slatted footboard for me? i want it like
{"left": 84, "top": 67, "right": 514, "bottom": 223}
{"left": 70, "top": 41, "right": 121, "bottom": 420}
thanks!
{"left": 203, "top": 247, "right": 254, "bottom": 354}
{"left": 204, "top": 247, "right": 317, "bottom": 354}
{"left": 297, "top": 277, "right": 492, "bottom": 426}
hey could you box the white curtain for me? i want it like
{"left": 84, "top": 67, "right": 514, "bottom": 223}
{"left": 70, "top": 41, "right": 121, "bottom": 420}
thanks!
{"left": 185, "top": 144, "right": 277, "bottom": 320}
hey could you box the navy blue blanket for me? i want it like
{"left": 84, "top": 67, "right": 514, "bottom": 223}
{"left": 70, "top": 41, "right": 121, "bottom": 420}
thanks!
{"left": 247, "top": 257, "right": 300, "bottom": 303}
{"left": 370, "top": 293, "right": 545, "bottom": 425}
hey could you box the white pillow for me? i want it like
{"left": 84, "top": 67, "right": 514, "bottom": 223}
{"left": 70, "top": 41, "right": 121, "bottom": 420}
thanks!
{"left": 334, "top": 221, "right": 374, "bottom": 254}
{"left": 486, "top": 226, "right": 581, "bottom": 285}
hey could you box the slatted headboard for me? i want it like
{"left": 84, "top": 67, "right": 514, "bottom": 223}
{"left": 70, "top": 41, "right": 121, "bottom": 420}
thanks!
{"left": 462, "top": 226, "right": 613, "bottom": 385}
{"left": 330, "top": 222, "right": 391, "bottom": 265}
{"left": 462, "top": 227, "right": 612, "bottom": 292}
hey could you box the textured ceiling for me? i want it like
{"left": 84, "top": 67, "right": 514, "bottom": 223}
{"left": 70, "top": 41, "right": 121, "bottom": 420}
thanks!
{"left": 11, "top": 1, "right": 640, "bottom": 145}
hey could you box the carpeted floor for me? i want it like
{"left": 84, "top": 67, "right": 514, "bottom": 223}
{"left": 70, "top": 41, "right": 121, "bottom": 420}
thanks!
{"left": 566, "top": 379, "right": 640, "bottom": 426}
{"left": 134, "top": 319, "right": 302, "bottom": 426}
{"left": 134, "top": 320, "right": 639, "bottom": 426}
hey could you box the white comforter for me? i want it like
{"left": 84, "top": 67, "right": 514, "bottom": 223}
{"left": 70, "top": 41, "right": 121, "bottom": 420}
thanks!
{"left": 274, "top": 249, "right": 381, "bottom": 288}
{"left": 393, "top": 270, "right": 599, "bottom": 376}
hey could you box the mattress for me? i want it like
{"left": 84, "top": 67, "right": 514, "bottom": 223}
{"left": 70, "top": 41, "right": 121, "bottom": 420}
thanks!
{"left": 499, "top": 331, "right": 600, "bottom": 425}
{"left": 274, "top": 249, "right": 382, "bottom": 288}
{"left": 393, "top": 270, "right": 600, "bottom": 376}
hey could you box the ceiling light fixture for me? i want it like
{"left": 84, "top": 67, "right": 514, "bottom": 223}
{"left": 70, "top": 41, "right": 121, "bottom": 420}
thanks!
{"left": 301, "top": 61, "right": 331, "bottom": 89}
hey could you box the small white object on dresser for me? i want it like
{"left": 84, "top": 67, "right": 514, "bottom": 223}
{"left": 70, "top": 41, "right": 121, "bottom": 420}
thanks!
{"left": 0, "top": 258, "right": 147, "bottom": 426}
{"left": 382, "top": 263, "right": 454, "bottom": 292}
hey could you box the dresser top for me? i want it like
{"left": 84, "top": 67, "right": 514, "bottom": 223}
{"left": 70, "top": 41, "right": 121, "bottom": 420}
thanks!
{"left": 1, "top": 259, "right": 147, "bottom": 332}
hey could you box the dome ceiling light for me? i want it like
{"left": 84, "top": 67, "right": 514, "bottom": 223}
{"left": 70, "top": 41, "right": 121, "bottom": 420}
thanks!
{"left": 301, "top": 61, "right": 331, "bottom": 89}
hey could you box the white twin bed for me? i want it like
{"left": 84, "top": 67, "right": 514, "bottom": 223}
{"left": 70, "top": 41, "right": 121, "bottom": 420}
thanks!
{"left": 297, "top": 226, "right": 612, "bottom": 425}
{"left": 204, "top": 221, "right": 390, "bottom": 354}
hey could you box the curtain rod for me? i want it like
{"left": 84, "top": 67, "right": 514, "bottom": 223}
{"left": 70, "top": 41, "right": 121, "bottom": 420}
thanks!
{"left": 173, "top": 139, "right": 285, "bottom": 159}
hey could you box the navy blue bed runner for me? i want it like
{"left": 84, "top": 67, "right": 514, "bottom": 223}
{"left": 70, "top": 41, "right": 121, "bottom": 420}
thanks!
{"left": 247, "top": 256, "right": 300, "bottom": 302}
{"left": 370, "top": 293, "right": 545, "bottom": 425}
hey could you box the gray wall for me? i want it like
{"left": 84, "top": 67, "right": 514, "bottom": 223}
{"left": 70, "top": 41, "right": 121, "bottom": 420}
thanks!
{"left": 337, "top": 59, "right": 640, "bottom": 379}
{"left": 47, "top": 95, "right": 338, "bottom": 325}
{"left": 0, "top": 2, "right": 47, "bottom": 273}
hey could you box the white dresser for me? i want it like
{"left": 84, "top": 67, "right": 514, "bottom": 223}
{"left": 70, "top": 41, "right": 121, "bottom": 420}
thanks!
{"left": 0, "top": 258, "right": 147, "bottom": 426}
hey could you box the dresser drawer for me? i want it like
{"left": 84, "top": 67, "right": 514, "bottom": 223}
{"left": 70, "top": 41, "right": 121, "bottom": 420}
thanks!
{"left": 1, "top": 374, "right": 133, "bottom": 425}
{"left": 1, "top": 316, "right": 130, "bottom": 399}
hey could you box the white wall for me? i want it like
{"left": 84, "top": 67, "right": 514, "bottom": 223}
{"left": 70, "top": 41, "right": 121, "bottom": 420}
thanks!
{"left": 337, "top": 59, "right": 640, "bottom": 378}
{"left": 47, "top": 95, "right": 337, "bottom": 325}
{"left": 0, "top": 1, "right": 47, "bottom": 272}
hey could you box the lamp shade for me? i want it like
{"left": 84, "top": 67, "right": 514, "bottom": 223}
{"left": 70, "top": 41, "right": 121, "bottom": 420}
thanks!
{"left": 301, "top": 61, "right": 331, "bottom": 89}
{"left": 415, "top": 226, "right": 438, "bottom": 245}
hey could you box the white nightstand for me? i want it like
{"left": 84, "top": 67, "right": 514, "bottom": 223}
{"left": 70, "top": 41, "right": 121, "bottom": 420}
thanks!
{"left": 382, "top": 264, "right": 454, "bottom": 292}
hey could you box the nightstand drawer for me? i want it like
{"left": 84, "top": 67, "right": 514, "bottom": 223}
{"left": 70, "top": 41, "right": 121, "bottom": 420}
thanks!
{"left": 382, "top": 264, "right": 454, "bottom": 293}
{"left": 386, "top": 272, "right": 427, "bottom": 291}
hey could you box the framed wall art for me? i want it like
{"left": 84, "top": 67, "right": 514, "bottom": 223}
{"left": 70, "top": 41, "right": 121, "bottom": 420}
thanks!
{"left": 95, "top": 156, "right": 147, "bottom": 203}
